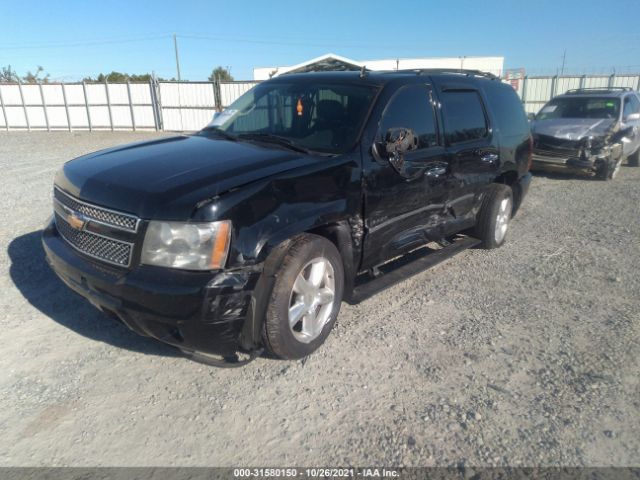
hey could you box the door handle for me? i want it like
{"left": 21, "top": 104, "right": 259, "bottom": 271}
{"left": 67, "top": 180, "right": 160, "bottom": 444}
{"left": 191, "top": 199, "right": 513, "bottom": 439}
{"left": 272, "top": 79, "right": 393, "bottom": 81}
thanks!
{"left": 479, "top": 152, "right": 499, "bottom": 164}
{"left": 425, "top": 165, "right": 447, "bottom": 178}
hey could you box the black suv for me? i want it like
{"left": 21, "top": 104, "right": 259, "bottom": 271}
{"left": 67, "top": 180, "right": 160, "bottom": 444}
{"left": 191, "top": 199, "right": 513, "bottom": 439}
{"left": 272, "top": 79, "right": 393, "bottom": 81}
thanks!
{"left": 43, "top": 70, "right": 532, "bottom": 363}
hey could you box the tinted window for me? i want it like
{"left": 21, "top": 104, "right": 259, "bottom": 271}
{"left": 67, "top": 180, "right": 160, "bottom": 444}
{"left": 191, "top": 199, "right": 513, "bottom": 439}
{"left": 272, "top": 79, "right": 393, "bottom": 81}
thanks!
{"left": 484, "top": 82, "right": 529, "bottom": 137}
{"left": 202, "top": 82, "right": 377, "bottom": 154}
{"left": 537, "top": 96, "right": 620, "bottom": 120}
{"left": 378, "top": 85, "right": 438, "bottom": 149}
{"left": 441, "top": 91, "right": 488, "bottom": 144}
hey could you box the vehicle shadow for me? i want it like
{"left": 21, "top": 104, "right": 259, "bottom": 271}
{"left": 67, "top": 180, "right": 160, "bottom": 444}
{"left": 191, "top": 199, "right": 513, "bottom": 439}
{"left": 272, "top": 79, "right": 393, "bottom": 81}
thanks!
{"left": 8, "top": 230, "right": 181, "bottom": 358}
{"left": 531, "top": 163, "right": 634, "bottom": 182}
{"left": 530, "top": 169, "right": 597, "bottom": 181}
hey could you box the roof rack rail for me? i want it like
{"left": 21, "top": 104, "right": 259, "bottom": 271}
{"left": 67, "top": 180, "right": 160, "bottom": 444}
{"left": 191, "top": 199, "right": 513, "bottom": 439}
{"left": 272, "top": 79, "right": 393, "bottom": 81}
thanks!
{"left": 565, "top": 87, "right": 633, "bottom": 94}
{"left": 385, "top": 68, "right": 499, "bottom": 80}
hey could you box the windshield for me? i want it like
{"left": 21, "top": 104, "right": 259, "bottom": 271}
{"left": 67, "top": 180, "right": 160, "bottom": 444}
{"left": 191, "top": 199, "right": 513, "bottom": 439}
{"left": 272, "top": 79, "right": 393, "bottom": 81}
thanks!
{"left": 536, "top": 96, "right": 620, "bottom": 120}
{"left": 200, "top": 81, "right": 378, "bottom": 154}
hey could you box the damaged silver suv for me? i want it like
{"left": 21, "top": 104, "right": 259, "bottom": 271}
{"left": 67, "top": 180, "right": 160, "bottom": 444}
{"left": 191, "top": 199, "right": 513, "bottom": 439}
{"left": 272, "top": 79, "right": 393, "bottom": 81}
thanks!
{"left": 530, "top": 87, "right": 640, "bottom": 180}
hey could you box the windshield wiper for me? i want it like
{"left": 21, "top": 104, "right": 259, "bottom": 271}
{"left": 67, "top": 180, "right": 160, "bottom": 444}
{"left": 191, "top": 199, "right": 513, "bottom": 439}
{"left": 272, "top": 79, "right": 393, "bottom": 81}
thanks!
{"left": 200, "top": 126, "right": 238, "bottom": 141}
{"left": 236, "top": 133, "right": 312, "bottom": 155}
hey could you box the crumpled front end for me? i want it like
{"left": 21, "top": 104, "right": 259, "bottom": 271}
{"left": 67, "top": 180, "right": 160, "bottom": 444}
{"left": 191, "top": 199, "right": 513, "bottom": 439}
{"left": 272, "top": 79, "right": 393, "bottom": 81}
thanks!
{"left": 531, "top": 133, "right": 621, "bottom": 173}
{"left": 42, "top": 216, "right": 264, "bottom": 357}
{"left": 530, "top": 115, "right": 625, "bottom": 174}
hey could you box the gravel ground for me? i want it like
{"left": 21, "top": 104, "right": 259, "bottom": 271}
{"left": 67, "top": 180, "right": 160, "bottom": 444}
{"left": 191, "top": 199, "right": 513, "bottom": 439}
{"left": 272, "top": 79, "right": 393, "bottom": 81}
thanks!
{"left": 0, "top": 131, "right": 639, "bottom": 468}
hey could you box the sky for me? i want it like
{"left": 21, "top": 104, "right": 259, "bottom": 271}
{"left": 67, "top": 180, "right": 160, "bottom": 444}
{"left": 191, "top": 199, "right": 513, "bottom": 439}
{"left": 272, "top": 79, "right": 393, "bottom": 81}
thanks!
{"left": 1, "top": 0, "right": 639, "bottom": 81}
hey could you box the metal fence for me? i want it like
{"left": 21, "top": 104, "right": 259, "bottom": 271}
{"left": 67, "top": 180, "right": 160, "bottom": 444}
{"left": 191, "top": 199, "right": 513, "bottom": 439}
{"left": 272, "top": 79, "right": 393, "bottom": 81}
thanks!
{"left": 2, "top": 74, "right": 640, "bottom": 132}
{"left": 0, "top": 80, "right": 259, "bottom": 132}
{"left": 516, "top": 74, "right": 640, "bottom": 114}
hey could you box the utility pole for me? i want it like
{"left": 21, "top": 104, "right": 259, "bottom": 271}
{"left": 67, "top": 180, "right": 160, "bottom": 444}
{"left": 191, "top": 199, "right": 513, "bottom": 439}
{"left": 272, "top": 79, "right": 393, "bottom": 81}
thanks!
{"left": 173, "top": 33, "right": 181, "bottom": 81}
{"left": 560, "top": 49, "right": 566, "bottom": 76}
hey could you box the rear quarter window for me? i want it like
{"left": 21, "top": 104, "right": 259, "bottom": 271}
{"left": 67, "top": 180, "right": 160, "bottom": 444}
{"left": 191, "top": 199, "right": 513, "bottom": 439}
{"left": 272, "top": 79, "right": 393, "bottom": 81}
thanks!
{"left": 485, "top": 82, "right": 529, "bottom": 137}
{"left": 440, "top": 90, "right": 488, "bottom": 145}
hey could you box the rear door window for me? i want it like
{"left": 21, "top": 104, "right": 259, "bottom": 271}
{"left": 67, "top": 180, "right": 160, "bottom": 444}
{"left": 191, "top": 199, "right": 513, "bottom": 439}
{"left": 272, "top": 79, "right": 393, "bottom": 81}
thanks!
{"left": 440, "top": 91, "right": 488, "bottom": 145}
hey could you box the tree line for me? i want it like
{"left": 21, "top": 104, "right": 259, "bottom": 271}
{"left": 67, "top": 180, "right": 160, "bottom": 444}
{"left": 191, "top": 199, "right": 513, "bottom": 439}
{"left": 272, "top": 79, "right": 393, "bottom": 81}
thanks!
{"left": 0, "top": 65, "right": 234, "bottom": 83}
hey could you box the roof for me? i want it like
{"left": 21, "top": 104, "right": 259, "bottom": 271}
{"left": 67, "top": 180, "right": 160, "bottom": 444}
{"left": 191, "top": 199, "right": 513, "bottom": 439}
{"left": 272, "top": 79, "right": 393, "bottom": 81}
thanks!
{"left": 266, "top": 69, "right": 499, "bottom": 86}
{"left": 560, "top": 87, "right": 634, "bottom": 98}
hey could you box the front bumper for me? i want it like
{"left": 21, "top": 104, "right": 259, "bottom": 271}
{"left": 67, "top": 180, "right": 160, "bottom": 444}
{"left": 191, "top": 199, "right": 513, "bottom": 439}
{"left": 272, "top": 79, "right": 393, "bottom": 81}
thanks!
{"left": 531, "top": 151, "right": 608, "bottom": 173}
{"left": 42, "top": 219, "right": 262, "bottom": 356}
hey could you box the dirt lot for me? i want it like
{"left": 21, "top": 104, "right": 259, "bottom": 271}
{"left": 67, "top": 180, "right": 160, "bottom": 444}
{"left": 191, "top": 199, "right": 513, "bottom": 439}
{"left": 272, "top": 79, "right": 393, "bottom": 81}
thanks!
{"left": 0, "top": 131, "right": 638, "bottom": 467}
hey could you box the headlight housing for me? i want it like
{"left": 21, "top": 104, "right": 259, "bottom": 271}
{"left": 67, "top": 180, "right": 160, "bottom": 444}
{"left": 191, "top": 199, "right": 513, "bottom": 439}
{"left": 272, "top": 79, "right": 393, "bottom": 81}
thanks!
{"left": 141, "top": 220, "right": 231, "bottom": 270}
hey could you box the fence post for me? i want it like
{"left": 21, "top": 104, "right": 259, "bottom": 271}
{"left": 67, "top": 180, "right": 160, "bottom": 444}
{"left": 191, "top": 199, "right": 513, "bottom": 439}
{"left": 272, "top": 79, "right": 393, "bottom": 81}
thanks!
{"left": 0, "top": 85, "right": 8, "bottom": 131}
{"left": 579, "top": 75, "right": 586, "bottom": 90}
{"left": 39, "top": 81, "right": 50, "bottom": 132}
{"left": 608, "top": 73, "right": 615, "bottom": 89}
{"left": 550, "top": 75, "right": 558, "bottom": 99}
{"left": 61, "top": 82, "right": 71, "bottom": 132}
{"left": 521, "top": 76, "right": 528, "bottom": 107}
{"left": 82, "top": 81, "right": 92, "bottom": 131}
{"left": 148, "top": 79, "right": 157, "bottom": 130}
{"left": 149, "top": 78, "right": 163, "bottom": 131}
{"left": 17, "top": 79, "right": 30, "bottom": 131}
{"left": 636, "top": 75, "right": 640, "bottom": 92}
{"left": 126, "top": 81, "right": 136, "bottom": 131}
{"left": 104, "top": 79, "right": 114, "bottom": 131}
{"left": 213, "top": 80, "right": 222, "bottom": 111}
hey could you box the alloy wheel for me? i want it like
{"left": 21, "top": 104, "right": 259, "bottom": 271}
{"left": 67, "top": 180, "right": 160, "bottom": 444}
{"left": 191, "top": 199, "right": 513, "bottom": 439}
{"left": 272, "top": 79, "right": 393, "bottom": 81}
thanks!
{"left": 288, "top": 257, "right": 336, "bottom": 344}
{"left": 494, "top": 197, "right": 512, "bottom": 244}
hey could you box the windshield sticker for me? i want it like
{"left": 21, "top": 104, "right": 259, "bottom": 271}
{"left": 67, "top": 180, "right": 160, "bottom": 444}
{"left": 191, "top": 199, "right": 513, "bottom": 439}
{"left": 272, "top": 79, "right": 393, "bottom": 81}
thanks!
{"left": 541, "top": 105, "right": 557, "bottom": 113}
{"left": 296, "top": 98, "right": 303, "bottom": 116}
{"left": 210, "top": 109, "right": 237, "bottom": 126}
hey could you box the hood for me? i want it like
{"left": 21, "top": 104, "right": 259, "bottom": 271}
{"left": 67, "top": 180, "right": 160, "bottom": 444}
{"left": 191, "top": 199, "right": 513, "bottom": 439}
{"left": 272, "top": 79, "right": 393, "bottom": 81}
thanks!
{"left": 55, "top": 134, "right": 323, "bottom": 220}
{"left": 531, "top": 118, "right": 616, "bottom": 141}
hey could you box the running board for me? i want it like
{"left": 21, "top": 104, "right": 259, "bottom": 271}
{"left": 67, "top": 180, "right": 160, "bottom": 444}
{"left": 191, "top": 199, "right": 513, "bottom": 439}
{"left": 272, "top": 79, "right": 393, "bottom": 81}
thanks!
{"left": 348, "top": 236, "right": 481, "bottom": 304}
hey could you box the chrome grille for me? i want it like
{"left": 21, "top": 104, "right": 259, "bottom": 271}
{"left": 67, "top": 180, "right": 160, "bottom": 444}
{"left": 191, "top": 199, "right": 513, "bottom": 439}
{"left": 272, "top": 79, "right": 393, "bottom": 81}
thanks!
{"left": 533, "top": 135, "right": 581, "bottom": 159}
{"left": 54, "top": 212, "right": 133, "bottom": 267}
{"left": 54, "top": 188, "right": 139, "bottom": 232}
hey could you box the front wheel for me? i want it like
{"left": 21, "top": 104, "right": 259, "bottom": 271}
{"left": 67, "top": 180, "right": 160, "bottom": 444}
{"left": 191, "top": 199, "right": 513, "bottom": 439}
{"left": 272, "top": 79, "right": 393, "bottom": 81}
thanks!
{"left": 262, "top": 234, "right": 344, "bottom": 359}
{"left": 596, "top": 157, "right": 622, "bottom": 180}
{"left": 473, "top": 184, "right": 513, "bottom": 249}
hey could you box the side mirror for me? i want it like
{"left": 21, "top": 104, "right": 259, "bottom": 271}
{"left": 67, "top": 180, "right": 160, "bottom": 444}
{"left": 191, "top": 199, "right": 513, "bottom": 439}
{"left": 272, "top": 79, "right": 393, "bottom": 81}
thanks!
{"left": 624, "top": 112, "right": 640, "bottom": 122}
{"left": 527, "top": 112, "right": 536, "bottom": 121}
{"left": 374, "top": 127, "right": 418, "bottom": 173}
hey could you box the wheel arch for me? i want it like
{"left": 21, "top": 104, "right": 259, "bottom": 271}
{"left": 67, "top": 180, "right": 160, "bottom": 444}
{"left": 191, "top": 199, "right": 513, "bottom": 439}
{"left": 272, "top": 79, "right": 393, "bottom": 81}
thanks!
{"left": 493, "top": 170, "right": 521, "bottom": 216}
{"left": 240, "top": 221, "right": 358, "bottom": 350}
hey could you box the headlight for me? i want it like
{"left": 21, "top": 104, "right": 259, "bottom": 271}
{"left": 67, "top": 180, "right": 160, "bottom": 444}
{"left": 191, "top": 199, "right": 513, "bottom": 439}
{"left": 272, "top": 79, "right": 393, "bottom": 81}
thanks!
{"left": 141, "top": 220, "right": 231, "bottom": 270}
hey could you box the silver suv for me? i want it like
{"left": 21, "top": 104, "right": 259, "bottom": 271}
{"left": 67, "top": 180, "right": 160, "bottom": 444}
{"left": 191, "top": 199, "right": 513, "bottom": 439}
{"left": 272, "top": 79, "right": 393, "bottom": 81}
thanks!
{"left": 530, "top": 87, "right": 640, "bottom": 180}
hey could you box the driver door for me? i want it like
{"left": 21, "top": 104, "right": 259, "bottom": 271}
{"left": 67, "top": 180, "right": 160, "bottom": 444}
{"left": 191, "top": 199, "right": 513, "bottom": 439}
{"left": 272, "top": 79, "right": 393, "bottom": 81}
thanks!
{"left": 362, "top": 83, "right": 453, "bottom": 269}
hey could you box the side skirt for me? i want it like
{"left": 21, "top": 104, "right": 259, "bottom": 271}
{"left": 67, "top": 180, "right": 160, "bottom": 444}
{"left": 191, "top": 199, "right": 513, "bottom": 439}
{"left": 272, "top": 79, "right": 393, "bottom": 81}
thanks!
{"left": 347, "top": 235, "right": 481, "bottom": 304}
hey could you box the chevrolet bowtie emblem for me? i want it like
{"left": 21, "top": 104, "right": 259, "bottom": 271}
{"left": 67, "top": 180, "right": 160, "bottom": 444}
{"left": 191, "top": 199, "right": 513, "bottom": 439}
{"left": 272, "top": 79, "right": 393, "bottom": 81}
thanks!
{"left": 67, "top": 211, "right": 87, "bottom": 230}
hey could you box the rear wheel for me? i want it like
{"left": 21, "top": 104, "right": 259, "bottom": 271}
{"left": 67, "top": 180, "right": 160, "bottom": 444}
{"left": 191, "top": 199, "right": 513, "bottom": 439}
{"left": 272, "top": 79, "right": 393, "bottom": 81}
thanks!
{"left": 628, "top": 148, "right": 640, "bottom": 167}
{"left": 262, "top": 234, "right": 344, "bottom": 359}
{"left": 473, "top": 184, "right": 513, "bottom": 250}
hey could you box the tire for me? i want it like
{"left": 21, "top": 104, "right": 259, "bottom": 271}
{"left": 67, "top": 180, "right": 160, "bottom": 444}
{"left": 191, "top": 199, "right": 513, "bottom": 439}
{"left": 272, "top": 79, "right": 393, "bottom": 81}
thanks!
{"left": 473, "top": 184, "right": 513, "bottom": 250}
{"left": 262, "top": 234, "right": 344, "bottom": 359}
{"left": 629, "top": 148, "right": 640, "bottom": 167}
{"left": 596, "top": 157, "right": 621, "bottom": 180}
